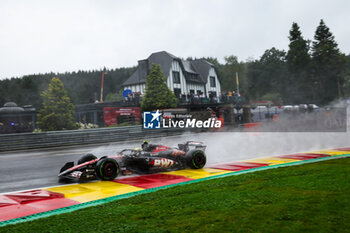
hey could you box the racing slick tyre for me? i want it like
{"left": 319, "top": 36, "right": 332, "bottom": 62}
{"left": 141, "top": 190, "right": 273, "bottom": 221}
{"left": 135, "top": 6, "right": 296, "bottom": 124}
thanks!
{"left": 95, "top": 158, "right": 120, "bottom": 181}
{"left": 78, "top": 153, "right": 97, "bottom": 164}
{"left": 186, "top": 149, "right": 206, "bottom": 169}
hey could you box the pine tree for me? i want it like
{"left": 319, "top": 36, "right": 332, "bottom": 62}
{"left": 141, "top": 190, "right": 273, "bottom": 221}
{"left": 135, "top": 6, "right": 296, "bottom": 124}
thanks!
{"left": 287, "top": 22, "right": 310, "bottom": 72}
{"left": 37, "top": 77, "right": 77, "bottom": 131}
{"left": 141, "top": 64, "right": 177, "bottom": 111}
{"left": 286, "top": 22, "right": 311, "bottom": 103}
{"left": 311, "top": 19, "right": 346, "bottom": 104}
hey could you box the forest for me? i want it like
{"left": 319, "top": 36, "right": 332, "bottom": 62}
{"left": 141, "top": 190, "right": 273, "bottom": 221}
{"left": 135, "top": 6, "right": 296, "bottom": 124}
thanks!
{"left": 0, "top": 20, "right": 349, "bottom": 108}
{"left": 0, "top": 67, "right": 136, "bottom": 109}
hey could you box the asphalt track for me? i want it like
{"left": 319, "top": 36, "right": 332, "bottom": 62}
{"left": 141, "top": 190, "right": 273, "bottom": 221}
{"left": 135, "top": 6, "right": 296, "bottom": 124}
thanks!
{"left": 1, "top": 131, "right": 349, "bottom": 194}
{"left": 0, "top": 142, "right": 141, "bottom": 193}
{"left": 0, "top": 135, "right": 200, "bottom": 193}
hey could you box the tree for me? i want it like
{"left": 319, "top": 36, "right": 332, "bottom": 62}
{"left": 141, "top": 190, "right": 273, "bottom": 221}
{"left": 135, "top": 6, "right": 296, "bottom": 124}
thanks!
{"left": 246, "top": 48, "right": 287, "bottom": 101}
{"left": 37, "top": 77, "right": 77, "bottom": 131}
{"left": 105, "top": 89, "right": 124, "bottom": 102}
{"left": 221, "top": 56, "right": 246, "bottom": 94}
{"left": 286, "top": 22, "right": 312, "bottom": 103}
{"left": 311, "top": 19, "right": 346, "bottom": 104}
{"left": 287, "top": 23, "right": 310, "bottom": 72}
{"left": 141, "top": 64, "right": 177, "bottom": 111}
{"left": 0, "top": 66, "right": 136, "bottom": 108}
{"left": 342, "top": 55, "right": 350, "bottom": 97}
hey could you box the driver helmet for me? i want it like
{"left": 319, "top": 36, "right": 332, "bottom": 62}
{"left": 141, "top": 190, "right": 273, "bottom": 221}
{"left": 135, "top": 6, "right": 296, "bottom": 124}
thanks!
{"left": 142, "top": 141, "right": 149, "bottom": 149}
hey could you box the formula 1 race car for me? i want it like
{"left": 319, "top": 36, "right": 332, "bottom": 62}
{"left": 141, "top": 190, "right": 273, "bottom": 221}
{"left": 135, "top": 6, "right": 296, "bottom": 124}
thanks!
{"left": 58, "top": 141, "right": 207, "bottom": 182}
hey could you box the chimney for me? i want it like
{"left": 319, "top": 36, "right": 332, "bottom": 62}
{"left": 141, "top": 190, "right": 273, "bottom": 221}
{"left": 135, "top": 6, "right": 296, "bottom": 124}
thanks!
{"left": 138, "top": 59, "right": 149, "bottom": 81}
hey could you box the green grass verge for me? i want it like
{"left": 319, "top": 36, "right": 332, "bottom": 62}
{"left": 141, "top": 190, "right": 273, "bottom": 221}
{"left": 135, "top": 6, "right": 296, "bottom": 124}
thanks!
{"left": 2, "top": 158, "right": 350, "bottom": 233}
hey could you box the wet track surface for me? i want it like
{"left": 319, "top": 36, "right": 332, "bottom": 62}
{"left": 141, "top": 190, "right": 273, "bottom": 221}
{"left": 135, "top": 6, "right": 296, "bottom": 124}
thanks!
{"left": 0, "top": 142, "right": 146, "bottom": 193}
{"left": 0, "top": 136, "right": 192, "bottom": 193}
{"left": 0, "top": 146, "right": 97, "bottom": 193}
{"left": 0, "top": 131, "right": 349, "bottom": 194}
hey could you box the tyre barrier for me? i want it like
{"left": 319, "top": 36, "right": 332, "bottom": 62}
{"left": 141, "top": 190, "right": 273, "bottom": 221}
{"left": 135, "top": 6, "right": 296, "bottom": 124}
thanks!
{"left": 0, "top": 147, "right": 350, "bottom": 227}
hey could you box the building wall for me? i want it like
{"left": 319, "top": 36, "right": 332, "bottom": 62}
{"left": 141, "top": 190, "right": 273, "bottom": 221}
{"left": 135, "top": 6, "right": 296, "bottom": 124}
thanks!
{"left": 124, "top": 84, "right": 146, "bottom": 94}
{"left": 186, "top": 82, "right": 205, "bottom": 95}
{"left": 205, "top": 67, "right": 221, "bottom": 97}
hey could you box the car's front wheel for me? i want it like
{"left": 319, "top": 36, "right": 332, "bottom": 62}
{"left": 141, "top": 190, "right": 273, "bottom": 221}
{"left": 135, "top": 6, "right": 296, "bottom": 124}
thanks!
{"left": 95, "top": 158, "right": 119, "bottom": 180}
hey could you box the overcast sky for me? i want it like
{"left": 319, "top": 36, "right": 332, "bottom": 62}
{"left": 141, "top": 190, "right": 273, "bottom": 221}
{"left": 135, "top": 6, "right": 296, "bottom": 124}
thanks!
{"left": 0, "top": 0, "right": 349, "bottom": 80}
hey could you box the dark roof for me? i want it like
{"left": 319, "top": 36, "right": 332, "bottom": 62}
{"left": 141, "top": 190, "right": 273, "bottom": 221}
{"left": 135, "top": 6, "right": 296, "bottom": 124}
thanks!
{"left": 190, "top": 59, "right": 212, "bottom": 83}
{"left": 182, "top": 60, "right": 197, "bottom": 74}
{"left": 122, "top": 51, "right": 217, "bottom": 86}
{"left": 0, "top": 102, "right": 25, "bottom": 114}
{"left": 122, "top": 60, "right": 147, "bottom": 86}
{"left": 192, "top": 59, "right": 222, "bottom": 84}
{"left": 149, "top": 51, "right": 176, "bottom": 79}
{"left": 123, "top": 51, "right": 176, "bottom": 86}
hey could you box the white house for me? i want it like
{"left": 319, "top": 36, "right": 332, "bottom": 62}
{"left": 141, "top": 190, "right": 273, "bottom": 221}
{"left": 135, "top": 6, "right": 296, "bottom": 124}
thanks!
{"left": 122, "top": 51, "right": 221, "bottom": 98}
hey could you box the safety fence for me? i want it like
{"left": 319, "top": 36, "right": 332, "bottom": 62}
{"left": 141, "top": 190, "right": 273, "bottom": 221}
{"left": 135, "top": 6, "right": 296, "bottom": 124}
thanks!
{"left": 0, "top": 126, "right": 190, "bottom": 152}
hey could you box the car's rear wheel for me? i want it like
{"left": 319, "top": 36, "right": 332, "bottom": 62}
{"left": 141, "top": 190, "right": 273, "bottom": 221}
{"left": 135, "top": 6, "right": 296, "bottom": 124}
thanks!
{"left": 95, "top": 158, "right": 119, "bottom": 180}
{"left": 78, "top": 153, "right": 97, "bottom": 164}
{"left": 186, "top": 149, "right": 206, "bottom": 169}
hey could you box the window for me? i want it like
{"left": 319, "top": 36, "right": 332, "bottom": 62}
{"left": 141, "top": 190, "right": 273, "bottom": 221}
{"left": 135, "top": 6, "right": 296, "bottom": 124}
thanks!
{"left": 173, "top": 71, "right": 180, "bottom": 84}
{"left": 210, "top": 76, "right": 216, "bottom": 87}
{"left": 209, "top": 91, "right": 217, "bottom": 97}
{"left": 173, "top": 88, "right": 181, "bottom": 98}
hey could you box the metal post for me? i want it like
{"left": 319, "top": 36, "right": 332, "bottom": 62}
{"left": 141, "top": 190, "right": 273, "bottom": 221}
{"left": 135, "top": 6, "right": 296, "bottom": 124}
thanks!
{"left": 100, "top": 71, "right": 105, "bottom": 103}
{"left": 236, "top": 72, "right": 240, "bottom": 95}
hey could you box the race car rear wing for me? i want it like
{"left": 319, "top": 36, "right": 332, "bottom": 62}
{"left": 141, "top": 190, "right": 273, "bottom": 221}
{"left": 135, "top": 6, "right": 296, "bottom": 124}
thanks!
{"left": 178, "top": 141, "right": 207, "bottom": 152}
